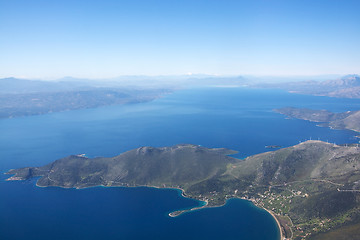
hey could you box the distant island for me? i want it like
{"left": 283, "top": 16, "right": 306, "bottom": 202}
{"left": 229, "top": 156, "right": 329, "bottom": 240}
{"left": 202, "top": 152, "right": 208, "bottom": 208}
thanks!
{"left": 275, "top": 107, "right": 360, "bottom": 133}
{"left": 6, "top": 141, "right": 360, "bottom": 240}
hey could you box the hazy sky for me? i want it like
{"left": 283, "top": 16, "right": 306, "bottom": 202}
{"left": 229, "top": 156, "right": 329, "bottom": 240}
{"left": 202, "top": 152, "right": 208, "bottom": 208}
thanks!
{"left": 1, "top": 0, "right": 359, "bottom": 79}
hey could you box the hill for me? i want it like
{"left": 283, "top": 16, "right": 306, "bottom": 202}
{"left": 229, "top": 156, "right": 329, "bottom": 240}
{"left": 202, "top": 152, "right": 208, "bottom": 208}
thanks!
{"left": 6, "top": 144, "right": 238, "bottom": 189}
{"left": 6, "top": 141, "right": 360, "bottom": 239}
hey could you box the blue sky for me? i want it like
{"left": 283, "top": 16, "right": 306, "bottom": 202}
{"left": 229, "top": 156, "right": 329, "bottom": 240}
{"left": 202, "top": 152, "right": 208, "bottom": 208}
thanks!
{"left": 0, "top": 0, "right": 359, "bottom": 79}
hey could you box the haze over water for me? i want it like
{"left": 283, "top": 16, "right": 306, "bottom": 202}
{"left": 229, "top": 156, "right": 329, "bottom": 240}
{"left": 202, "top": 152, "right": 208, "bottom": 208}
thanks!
{"left": 1, "top": 87, "right": 360, "bottom": 240}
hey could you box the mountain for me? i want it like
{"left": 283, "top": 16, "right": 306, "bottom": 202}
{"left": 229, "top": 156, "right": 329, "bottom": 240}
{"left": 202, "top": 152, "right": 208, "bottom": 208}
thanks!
{"left": 0, "top": 77, "right": 172, "bottom": 118}
{"left": 315, "top": 75, "right": 360, "bottom": 98}
{"left": 230, "top": 141, "right": 360, "bottom": 240}
{"left": 6, "top": 141, "right": 360, "bottom": 239}
{"left": 0, "top": 75, "right": 249, "bottom": 93}
{"left": 0, "top": 77, "right": 175, "bottom": 93}
{"left": 257, "top": 74, "right": 360, "bottom": 99}
{"left": 275, "top": 107, "right": 360, "bottom": 133}
{"left": 0, "top": 75, "right": 251, "bottom": 118}
{"left": 0, "top": 77, "right": 91, "bottom": 94}
{"left": 6, "top": 144, "right": 239, "bottom": 191}
{"left": 320, "top": 74, "right": 360, "bottom": 88}
{"left": 0, "top": 88, "right": 170, "bottom": 118}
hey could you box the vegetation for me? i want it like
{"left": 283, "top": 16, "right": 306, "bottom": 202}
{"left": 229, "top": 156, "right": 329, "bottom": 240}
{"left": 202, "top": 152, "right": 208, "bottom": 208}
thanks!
{"left": 6, "top": 141, "right": 360, "bottom": 239}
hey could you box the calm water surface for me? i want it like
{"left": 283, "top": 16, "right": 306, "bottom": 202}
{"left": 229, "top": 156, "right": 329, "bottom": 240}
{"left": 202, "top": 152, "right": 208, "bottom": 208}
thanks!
{"left": 1, "top": 88, "right": 360, "bottom": 240}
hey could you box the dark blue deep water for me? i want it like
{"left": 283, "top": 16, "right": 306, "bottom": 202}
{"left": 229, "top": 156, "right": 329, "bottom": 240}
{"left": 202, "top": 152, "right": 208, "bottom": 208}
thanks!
{"left": 1, "top": 87, "right": 360, "bottom": 240}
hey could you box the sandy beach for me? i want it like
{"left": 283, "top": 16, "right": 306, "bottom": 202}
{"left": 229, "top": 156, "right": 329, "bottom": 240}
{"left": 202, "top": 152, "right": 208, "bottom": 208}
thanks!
{"left": 263, "top": 208, "right": 286, "bottom": 240}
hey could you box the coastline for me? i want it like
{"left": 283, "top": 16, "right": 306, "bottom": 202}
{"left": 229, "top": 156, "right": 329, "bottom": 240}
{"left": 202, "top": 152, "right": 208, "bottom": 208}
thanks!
{"left": 172, "top": 199, "right": 287, "bottom": 240}
{"left": 168, "top": 199, "right": 209, "bottom": 217}
{"left": 237, "top": 196, "right": 288, "bottom": 240}
{"left": 168, "top": 195, "right": 287, "bottom": 240}
{"left": 6, "top": 175, "right": 286, "bottom": 239}
{"left": 263, "top": 208, "right": 285, "bottom": 240}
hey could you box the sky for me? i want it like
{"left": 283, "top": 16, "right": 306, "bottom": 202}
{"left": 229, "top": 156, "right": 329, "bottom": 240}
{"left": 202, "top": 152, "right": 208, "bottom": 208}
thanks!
{"left": 0, "top": 0, "right": 359, "bottom": 79}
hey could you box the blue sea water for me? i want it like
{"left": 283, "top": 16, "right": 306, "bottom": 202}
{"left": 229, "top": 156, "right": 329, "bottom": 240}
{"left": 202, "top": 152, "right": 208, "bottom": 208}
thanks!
{"left": 1, "top": 87, "right": 360, "bottom": 240}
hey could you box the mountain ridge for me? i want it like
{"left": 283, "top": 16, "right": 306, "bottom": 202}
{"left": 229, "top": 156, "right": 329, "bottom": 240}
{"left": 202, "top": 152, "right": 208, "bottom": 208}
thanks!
{"left": 6, "top": 141, "right": 360, "bottom": 239}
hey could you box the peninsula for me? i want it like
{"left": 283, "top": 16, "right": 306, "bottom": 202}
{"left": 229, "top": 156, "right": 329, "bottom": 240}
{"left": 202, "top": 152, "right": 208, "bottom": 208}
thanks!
{"left": 6, "top": 141, "right": 360, "bottom": 240}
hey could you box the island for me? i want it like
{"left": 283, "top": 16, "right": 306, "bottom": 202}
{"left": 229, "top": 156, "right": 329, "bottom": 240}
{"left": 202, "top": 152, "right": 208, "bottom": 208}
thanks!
{"left": 275, "top": 107, "right": 360, "bottom": 133}
{"left": 6, "top": 141, "right": 360, "bottom": 240}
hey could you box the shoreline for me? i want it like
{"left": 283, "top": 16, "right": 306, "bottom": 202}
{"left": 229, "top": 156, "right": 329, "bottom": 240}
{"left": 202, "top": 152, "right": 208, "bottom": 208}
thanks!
{"left": 168, "top": 199, "right": 209, "bottom": 217}
{"left": 262, "top": 208, "right": 285, "bottom": 240}
{"left": 237, "top": 196, "right": 287, "bottom": 240}
{"left": 6, "top": 176, "right": 286, "bottom": 239}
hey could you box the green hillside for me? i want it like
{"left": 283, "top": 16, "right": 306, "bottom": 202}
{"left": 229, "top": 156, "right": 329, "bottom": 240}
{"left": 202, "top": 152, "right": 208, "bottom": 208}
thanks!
{"left": 6, "top": 141, "right": 360, "bottom": 239}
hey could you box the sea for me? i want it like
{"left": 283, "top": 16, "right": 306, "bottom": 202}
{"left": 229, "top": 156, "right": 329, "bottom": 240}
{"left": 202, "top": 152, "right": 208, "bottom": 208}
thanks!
{"left": 1, "top": 87, "right": 360, "bottom": 240}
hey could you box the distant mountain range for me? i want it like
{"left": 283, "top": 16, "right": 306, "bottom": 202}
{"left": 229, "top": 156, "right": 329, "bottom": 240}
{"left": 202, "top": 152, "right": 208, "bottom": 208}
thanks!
{"left": 2, "top": 73, "right": 359, "bottom": 96}
{"left": 0, "top": 77, "right": 172, "bottom": 118}
{"left": 258, "top": 74, "right": 360, "bottom": 99}
{"left": 0, "top": 88, "right": 170, "bottom": 118}
{"left": 0, "top": 75, "right": 249, "bottom": 94}
{"left": 0, "top": 75, "right": 250, "bottom": 118}
{"left": 1, "top": 74, "right": 359, "bottom": 118}
{"left": 0, "top": 77, "right": 92, "bottom": 94}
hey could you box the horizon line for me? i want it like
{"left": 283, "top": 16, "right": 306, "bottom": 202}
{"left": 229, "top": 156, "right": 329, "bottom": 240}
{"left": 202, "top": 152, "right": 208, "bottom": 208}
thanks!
{"left": 1, "top": 73, "right": 358, "bottom": 81}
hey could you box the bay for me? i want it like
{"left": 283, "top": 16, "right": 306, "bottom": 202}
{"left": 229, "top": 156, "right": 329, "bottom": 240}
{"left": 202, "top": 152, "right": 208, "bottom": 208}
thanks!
{"left": 1, "top": 87, "right": 360, "bottom": 240}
